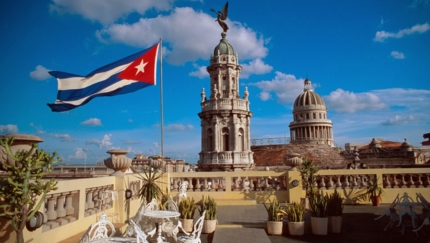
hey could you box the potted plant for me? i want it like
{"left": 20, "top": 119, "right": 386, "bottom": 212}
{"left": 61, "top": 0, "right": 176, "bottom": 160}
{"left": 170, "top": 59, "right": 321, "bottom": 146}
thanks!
{"left": 264, "top": 198, "right": 286, "bottom": 235}
{"left": 179, "top": 197, "right": 197, "bottom": 232}
{"left": 298, "top": 158, "right": 320, "bottom": 209}
{"left": 199, "top": 195, "right": 217, "bottom": 233}
{"left": 131, "top": 166, "right": 165, "bottom": 203}
{"left": 364, "top": 176, "right": 384, "bottom": 206}
{"left": 285, "top": 202, "right": 305, "bottom": 236}
{"left": 308, "top": 187, "right": 328, "bottom": 235}
{"left": 326, "top": 189, "right": 344, "bottom": 233}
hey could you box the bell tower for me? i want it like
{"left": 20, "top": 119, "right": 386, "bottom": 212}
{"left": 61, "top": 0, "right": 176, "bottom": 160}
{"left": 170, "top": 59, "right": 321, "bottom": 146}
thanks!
{"left": 198, "top": 33, "right": 254, "bottom": 171}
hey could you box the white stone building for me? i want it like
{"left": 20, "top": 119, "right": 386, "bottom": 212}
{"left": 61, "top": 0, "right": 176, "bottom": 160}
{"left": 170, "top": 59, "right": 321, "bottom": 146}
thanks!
{"left": 197, "top": 33, "right": 254, "bottom": 171}
{"left": 289, "top": 78, "right": 334, "bottom": 146}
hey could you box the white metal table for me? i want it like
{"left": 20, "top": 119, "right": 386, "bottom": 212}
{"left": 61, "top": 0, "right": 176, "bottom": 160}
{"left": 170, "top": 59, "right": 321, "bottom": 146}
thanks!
{"left": 143, "top": 210, "right": 180, "bottom": 243}
{"left": 90, "top": 237, "right": 137, "bottom": 243}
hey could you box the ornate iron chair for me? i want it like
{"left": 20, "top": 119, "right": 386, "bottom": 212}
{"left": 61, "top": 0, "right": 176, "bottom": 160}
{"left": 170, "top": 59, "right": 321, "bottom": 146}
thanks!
{"left": 163, "top": 195, "right": 179, "bottom": 212}
{"left": 131, "top": 219, "right": 151, "bottom": 243}
{"left": 125, "top": 199, "right": 147, "bottom": 237}
{"left": 88, "top": 213, "right": 116, "bottom": 241}
{"left": 78, "top": 225, "right": 91, "bottom": 243}
{"left": 177, "top": 210, "right": 206, "bottom": 243}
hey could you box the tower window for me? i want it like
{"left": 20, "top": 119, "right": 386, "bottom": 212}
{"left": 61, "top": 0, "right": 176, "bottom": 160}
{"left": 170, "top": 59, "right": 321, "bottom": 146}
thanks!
{"left": 207, "top": 128, "right": 213, "bottom": 151}
{"left": 222, "top": 127, "right": 230, "bottom": 151}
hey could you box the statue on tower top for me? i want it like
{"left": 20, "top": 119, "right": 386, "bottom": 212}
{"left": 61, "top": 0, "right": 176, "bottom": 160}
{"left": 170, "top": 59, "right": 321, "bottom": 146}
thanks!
{"left": 211, "top": 2, "right": 229, "bottom": 33}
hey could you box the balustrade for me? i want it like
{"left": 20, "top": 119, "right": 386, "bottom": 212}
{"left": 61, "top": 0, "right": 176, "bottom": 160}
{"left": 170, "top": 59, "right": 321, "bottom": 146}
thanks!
{"left": 42, "top": 191, "right": 79, "bottom": 232}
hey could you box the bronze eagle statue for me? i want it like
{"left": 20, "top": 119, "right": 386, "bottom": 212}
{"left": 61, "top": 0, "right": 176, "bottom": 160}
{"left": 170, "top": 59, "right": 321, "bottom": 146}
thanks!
{"left": 211, "top": 2, "right": 229, "bottom": 33}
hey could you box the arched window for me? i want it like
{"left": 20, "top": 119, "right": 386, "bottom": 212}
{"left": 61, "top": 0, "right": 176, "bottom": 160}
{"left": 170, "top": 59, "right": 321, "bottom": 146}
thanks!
{"left": 207, "top": 128, "right": 213, "bottom": 151}
{"left": 222, "top": 127, "right": 229, "bottom": 151}
{"left": 238, "top": 128, "right": 244, "bottom": 151}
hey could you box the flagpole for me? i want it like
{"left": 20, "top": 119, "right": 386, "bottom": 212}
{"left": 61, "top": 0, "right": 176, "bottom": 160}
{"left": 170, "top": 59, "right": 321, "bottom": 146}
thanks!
{"left": 159, "top": 38, "right": 164, "bottom": 160}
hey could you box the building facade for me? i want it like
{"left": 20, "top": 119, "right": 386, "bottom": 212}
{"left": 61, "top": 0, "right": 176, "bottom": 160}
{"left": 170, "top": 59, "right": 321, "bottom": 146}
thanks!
{"left": 197, "top": 33, "right": 254, "bottom": 171}
{"left": 289, "top": 78, "right": 334, "bottom": 146}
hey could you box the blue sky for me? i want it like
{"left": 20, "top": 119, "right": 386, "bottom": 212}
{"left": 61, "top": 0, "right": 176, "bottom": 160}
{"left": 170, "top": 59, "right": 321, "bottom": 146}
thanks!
{"left": 1, "top": 0, "right": 429, "bottom": 165}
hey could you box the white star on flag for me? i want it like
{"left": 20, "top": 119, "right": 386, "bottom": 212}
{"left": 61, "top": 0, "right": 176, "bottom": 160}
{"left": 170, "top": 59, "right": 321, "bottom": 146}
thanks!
{"left": 134, "top": 59, "right": 148, "bottom": 75}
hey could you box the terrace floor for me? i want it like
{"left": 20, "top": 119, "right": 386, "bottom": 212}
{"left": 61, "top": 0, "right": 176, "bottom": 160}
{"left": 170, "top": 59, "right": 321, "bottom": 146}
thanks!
{"left": 62, "top": 204, "right": 430, "bottom": 243}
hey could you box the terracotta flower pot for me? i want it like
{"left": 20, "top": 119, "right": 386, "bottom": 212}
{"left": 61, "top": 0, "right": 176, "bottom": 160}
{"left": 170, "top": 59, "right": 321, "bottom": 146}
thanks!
{"left": 288, "top": 221, "right": 304, "bottom": 236}
{"left": 267, "top": 221, "right": 283, "bottom": 235}
{"left": 372, "top": 196, "right": 381, "bottom": 206}
{"left": 311, "top": 217, "right": 328, "bottom": 235}
{"left": 202, "top": 219, "right": 217, "bottom": 233}
{"left": 181, "top": 218, "right": 194, "bottom": 233}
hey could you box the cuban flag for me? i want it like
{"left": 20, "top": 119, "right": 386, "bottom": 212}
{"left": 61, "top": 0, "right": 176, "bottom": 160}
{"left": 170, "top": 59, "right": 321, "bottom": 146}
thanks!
{"left": 48, "top": 42, "right": 160, "bottom": 112}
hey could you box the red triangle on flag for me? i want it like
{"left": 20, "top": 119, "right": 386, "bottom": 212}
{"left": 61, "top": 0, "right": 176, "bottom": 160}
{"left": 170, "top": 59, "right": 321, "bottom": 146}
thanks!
{"left": 118, "top": 43, "right": 159, "bottom": 85}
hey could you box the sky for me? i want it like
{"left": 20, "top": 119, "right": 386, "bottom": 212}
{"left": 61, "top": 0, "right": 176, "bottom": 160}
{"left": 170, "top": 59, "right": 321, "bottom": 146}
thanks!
{"left": 0, "top": 0, "right": 429, "bottom": 165}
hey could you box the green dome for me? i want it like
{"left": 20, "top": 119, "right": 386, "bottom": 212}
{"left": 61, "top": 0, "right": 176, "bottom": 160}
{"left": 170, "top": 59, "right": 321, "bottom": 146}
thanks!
{"left": 214, "top": 32, "right": 234, "bottom": 56}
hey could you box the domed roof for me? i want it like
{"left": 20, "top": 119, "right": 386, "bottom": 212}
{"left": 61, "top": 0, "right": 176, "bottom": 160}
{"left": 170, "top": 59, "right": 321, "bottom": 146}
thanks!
{"left": 214, "top": 32, "right": 234, "bottom": 56}
{"left": 293, "top": 78, "right": 326, "bottom": 109}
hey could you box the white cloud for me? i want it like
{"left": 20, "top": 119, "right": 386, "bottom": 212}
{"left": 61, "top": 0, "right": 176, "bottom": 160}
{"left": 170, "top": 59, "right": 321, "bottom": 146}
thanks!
{"left": 0, "top": 124, "right": 18, "bottom": 134}
{"left": 189, "top": 65, "right": 208, "bottom": 79}
{"left": 164, "top": 124, "right": 194, "bottom": 131}
{"left": 87, "top": 134, "right": 113, "bottom": 148}
{"left": 96, "top": 7, "right": 269, "bottom": 65}
{"left": 50, "top": 0, "right": 173, "bottom": 25}
{"left": 71, "top": 147, "right": 87, "bottom": 159}
{"left": 29, "top": 65, "right": 51, "bottom": 80}
{"left": 374, "top": 23, "right": 430, "bottom": 42}
{"left": 49, "top": 133, "right": 73, "bottom": 142}
{"left": 324, "top": 89, "right": 387, "bottom": 113}
{"left": 81, "top": 118, "right": 102, "bottom": 126}
{"left": 30, "top": 123, "right": 46, "bottom": 134}
{"left": 411, "top": 0, "right": 430, "bottom": 8}
{"left": 249, "top": 72, "right": 304, "bottom": 104}
{"left": 391, "top": 51, "right": 405, "bottom": 59}
{"left": 381, "top": 115, "right": 415, "bottom": 126}
{"left": 128, "top": 119, "right": 134, "bottom": 123}
{"left": 240, "top": 58, "right": 273, "bottom": 79}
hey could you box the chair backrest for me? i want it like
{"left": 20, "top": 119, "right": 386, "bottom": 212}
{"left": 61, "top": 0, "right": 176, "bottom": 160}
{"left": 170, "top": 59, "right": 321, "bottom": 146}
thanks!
{"left": 88, "top": 213, "right": 116, "bottom": 240}
{"left": 190, "top": 210, "right": 206, "bottom": 240}
{"left": 144, "top": 198, "right": 159, "bottom": 212}
{"left": 78, "top": 225, "right": 91, "bottom": 243}
{"left": 130, "top": 220, "right": 149, "bottom": 243}
{"left": 177, "top": 181, "right": 189, "bottom": 202}
{"left": 163, "top": 195, "right": 179, "bottom": 212}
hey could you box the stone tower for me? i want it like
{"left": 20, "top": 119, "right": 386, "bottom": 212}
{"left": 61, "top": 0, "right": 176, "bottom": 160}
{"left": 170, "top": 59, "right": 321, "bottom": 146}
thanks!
{"left": 289, "top": 78, "right": 334, "bottom": 146}
{"left": 198, "top": 33, "right": 254, "bottom": 171}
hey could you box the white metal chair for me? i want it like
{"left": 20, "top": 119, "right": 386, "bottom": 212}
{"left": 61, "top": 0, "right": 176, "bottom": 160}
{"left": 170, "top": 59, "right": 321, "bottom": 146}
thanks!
{"left": 164, "top": 195, "right": 179, "bottom": 212}
{"left": 177, "top": 210, "right": 206, "bottom": 243}
{"left": 88, "top": 213, "right": 116, "bottom": 241}
{"left": 131, "top": 219, "right": 150, "bottom": 243}
{"left": 177, "top": 181, "right": 189, "bottom": 202}
{"left": 125, "top": 199, "right": 146, "bottom": 237}
{"left": 78, "top": 225, "right": 92, "bottom": 243}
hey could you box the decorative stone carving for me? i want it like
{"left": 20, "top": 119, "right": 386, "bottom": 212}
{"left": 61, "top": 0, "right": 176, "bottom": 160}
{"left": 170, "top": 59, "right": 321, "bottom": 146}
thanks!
{"left": 0, "top": 134, "right": 44, "bottom": 171}
{"left": 285, "top": 153, "right": 302, "bottom": 170}
{"left": 104, "top": 149, "right": 132, "bottom": 177}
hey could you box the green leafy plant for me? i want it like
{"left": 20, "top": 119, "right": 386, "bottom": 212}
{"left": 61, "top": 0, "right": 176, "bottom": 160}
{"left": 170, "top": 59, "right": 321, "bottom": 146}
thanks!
{"left": 285, "top": 202, "right": 305, "bottom": 222}
{"left": 199, "top": 195, "right": 217, "bottom": 220}
{"left": 298, "top": 158, "right": 320, "bottom": 194}
{"left": 308, "top": 186, "right": 328, "bottom": 218}
{"left": 131, "top": 166, "right": 165, "bottom": 203}
{"left": 0, "top": 138, "right": 59, "bottom": 243}
{"left": 264, "top": 198, "right": 287, "bottom": 222}
{"left": 326, "top": 189, "right": 344, "bottom": 216}
{"left": 179, "top": 197, "right": 197, "bottom": 219}
{"left": 362, "top": 176, "right": 384, "bottom": 203}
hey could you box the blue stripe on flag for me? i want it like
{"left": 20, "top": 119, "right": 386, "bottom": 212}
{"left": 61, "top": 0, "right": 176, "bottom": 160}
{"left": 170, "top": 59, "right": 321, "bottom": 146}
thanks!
{"left": 48, "top": 82, "right": 152, "bottom": 112}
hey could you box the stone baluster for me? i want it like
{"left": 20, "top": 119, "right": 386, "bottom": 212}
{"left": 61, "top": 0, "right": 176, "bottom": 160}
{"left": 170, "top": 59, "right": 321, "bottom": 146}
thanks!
{"left": 343, "top": 175, "right": 350, "bottom": 188}
{"left": 173, "top": 178, "right": 179, "bottom": 191}
{"left": 407, "top": 174, "right": 415, "bottom": 188}
{"left": 202, "top": 178, "right": 208, "bottom": 191}
{"left": 264, "top": 177, "right": 270, "bottom": 191}
{"left": 85, "top": 189, "right": 95, "bottom": 216}
{"left": 351, "top": 175, "right": 358, "bottom": 188}
{"left": 93, "top": 188, "right": 101, "bottom": 212}
{"left": 392, "top": 174, "right": 399, "bottom": 188}
{"left": 335, "top": 175, "right": 342, "bottom": 188}
{"left": 312, "top": 176, "right": 318, "bottom": 189}
{"left": 416, "top": 174, "right": 424, "bottom": 188}
{"left": 400, "top": 174, "right": 407, "bottom": 188}
{"left": 64, "top": 191, "right": 77, "bottom": 223}
{"left": 318, "top": 176, "right": 326, "bottom": 189}
{"left": 180, "top": 178, "right": 185, "bottom": 191}
{"left": 188, "top": 178, "right": 194, "bottom": 191}
{"left": 425, "top": 174, "right": 430, "bottom": 187}
{"left": 255, "top": 177, "right": 261, "bottom": 191}
{"left": 383, "top": 175, "right": 390, "bottom": 188}
{"left": 327, "top": 176, "right": 334, "bottom": 189}
{"left": 45, "top": 194, "right": 59, "bottom": 229}
{"left": 195, "top": 178, "right": 202, "bottom": 191}
{"left": 219, "top": 177, "right": 225, "bottom": 191}
{"left": 55, "top": 194, "right": 67, "bottom": 226}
